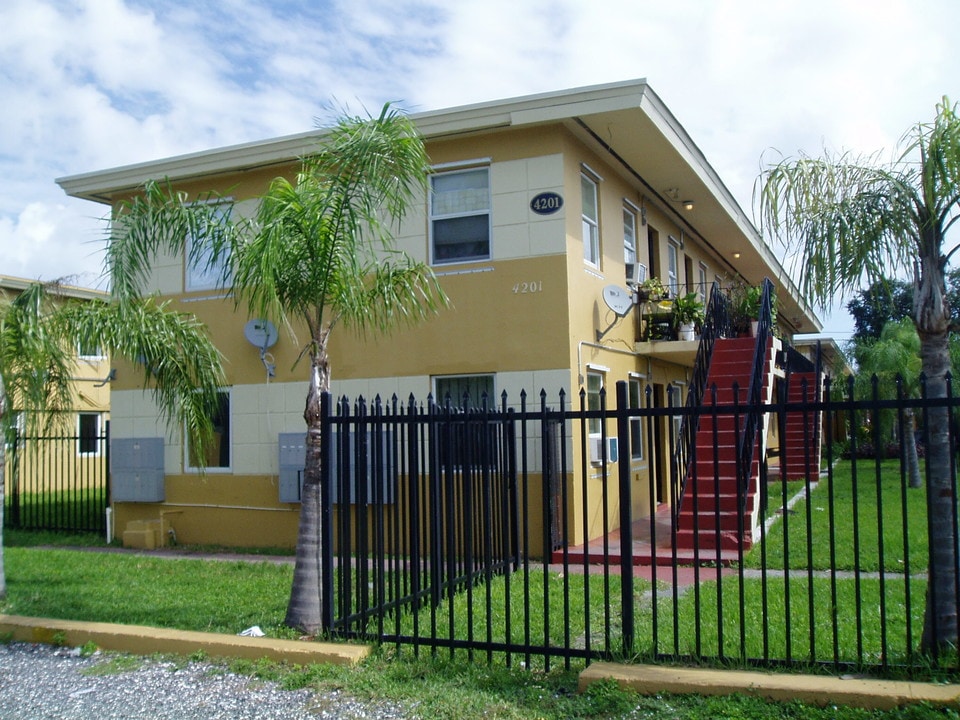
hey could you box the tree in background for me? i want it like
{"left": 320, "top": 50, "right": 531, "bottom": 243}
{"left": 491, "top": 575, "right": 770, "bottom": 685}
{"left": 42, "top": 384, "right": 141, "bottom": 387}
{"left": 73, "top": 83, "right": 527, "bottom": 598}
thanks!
{"left": 850, "top": 319, "right": 923, "bottom": 487}
{"left": 108, "top": 105, "right": 448, "bottom": 633}
{"left": 846, "top": 269, "right": 960, "bottom": 341}
{"left": 759, "top": 97, "right": 960, "bottom": 654}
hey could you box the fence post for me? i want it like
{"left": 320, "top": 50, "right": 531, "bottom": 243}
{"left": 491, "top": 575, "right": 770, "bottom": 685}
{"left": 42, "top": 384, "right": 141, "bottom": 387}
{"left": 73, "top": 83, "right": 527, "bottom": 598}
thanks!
{"left": 616, "top": 381, "right": 635, "bottom": 657}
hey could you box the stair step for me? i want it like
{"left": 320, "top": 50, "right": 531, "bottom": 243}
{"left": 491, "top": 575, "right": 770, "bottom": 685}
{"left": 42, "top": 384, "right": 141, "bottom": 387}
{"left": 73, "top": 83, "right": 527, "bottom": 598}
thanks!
{"left": 675, "top": 528, "right": 753, "bottom": 551}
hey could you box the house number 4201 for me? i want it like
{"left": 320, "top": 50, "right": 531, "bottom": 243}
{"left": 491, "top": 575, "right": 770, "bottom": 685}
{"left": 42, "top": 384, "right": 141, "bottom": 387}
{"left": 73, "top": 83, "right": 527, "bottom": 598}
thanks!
{"left": 512, "top": 281, "right": 543, "bottom": 294}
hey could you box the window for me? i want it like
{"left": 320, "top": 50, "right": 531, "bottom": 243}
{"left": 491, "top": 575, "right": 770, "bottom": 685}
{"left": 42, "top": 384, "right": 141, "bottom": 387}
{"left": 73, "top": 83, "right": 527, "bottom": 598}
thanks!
{"left": 77, "top": 335, "right": 103, "bottom": 359}
{"left": 667, "top": 239, "right": 679, "bottom": 294}
{"left": 186, "top": 202, "right": 231, "bottom": 291}
{"left": 586, "top": 371, "right": 604, "bottom": 435}
{"left": 628, "top": 378, "right": 644, "bottom": 461}
{"left": 698, "top": 263, "right": 709, "bottom": 304}
{"left": 187, "top": 390, "right": 231, "bottom": 470}
{"left": 623, "top": 205, "right": 638, "bottom": 281}
{"left": 430, "top": 168, "right": 490, "bottom": 264}
{"left": 77, "top": 413, "right": 101, "bottom": 456}
{"left": 434, "top": 374, "right": 496, "bottom": 410}
{"left": 581, "top": 174, "right": 600, "bottom": 267}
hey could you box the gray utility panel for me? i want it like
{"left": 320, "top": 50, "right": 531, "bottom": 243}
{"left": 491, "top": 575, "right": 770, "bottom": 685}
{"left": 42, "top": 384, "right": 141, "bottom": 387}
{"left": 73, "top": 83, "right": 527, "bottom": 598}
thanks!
{"left": 111, "top": 437, "right": 165, "bottom": 502}
{"left": 277, "top": 430, "right": 395, "bottom": 505}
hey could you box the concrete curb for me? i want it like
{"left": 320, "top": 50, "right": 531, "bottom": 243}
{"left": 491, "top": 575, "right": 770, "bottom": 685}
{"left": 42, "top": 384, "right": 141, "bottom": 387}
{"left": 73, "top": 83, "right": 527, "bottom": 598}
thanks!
{"left": 0, "top": 615, "right": 370, "bottom": 667}
{"left": 579, "top": 662, "right": 960, "bottom": 710}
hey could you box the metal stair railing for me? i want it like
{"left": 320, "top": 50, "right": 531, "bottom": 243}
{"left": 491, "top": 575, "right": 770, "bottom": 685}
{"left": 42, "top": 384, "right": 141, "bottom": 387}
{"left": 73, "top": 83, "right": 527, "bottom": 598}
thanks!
{"left": 672, "top": 281, "right": 730, "bottom": 519}
{"left": 736, "top": 277, "right": 775, "bottom": 520}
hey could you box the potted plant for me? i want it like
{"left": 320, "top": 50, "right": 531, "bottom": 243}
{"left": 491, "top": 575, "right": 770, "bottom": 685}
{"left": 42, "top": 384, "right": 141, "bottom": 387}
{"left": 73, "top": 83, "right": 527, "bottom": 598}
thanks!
{"left": 636, "top": 277, "right": 668, "bottom": 302}
{"left": 729, "top": 284, "right": 776, "bottom": 336}
{"left": 672, "top": 292, "right": 705, "bottom": 341}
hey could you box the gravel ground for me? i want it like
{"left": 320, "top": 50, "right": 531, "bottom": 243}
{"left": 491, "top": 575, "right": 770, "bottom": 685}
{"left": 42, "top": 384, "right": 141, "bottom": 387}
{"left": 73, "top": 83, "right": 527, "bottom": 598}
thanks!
{"left": 0, "top": 642, "right": 412, "bottom": 720}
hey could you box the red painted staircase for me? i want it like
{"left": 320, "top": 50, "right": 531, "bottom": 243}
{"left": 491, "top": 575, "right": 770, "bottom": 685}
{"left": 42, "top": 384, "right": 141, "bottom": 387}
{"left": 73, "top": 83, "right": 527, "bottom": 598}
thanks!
{"left": 675, "top": 336, "right": 774, "bottom": 554}
{"left": 779, "top": 371, "right": 822, "bottom": 483}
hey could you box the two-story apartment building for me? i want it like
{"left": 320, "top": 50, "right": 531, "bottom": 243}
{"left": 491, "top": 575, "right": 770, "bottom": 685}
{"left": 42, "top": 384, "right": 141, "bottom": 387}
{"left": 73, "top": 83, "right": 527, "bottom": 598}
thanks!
{"left": 57, "top": 79, "right": 821, "bottom": 552}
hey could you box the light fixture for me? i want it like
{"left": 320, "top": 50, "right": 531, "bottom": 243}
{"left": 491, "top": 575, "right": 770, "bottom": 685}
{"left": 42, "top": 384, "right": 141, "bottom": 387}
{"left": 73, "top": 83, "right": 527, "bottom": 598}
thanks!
{"left": 683, "top": 200, "right": 694, "bottom": 211}
{"left": 733, "top": 252, "right": 741, "bottom": 259}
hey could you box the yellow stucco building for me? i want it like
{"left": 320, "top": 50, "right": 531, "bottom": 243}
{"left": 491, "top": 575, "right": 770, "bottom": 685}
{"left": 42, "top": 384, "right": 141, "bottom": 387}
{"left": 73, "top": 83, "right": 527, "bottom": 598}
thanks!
{"left": 57, "top": 79, "right": 821, "bottom": 552}
{"left": 2, "top": 275, "right": 111, "bottom": 530}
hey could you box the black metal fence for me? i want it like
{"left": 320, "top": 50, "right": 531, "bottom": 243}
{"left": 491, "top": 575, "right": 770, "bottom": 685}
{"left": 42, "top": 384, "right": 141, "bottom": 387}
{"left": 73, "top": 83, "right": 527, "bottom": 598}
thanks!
{"left": 4, "top": 422, "right": 109, "bottom": 533}
{"left": 321, "top": 377, "right": 959, "bottom": 676}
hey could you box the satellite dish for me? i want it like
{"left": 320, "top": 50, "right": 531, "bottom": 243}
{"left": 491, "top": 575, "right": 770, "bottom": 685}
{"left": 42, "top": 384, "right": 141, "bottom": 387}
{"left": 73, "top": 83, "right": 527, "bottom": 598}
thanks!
{"left": 243, "top": 319, "right": 278, "bottom": 349}
{"left": 602, "top": 285, "right": 633, "bottom": 317}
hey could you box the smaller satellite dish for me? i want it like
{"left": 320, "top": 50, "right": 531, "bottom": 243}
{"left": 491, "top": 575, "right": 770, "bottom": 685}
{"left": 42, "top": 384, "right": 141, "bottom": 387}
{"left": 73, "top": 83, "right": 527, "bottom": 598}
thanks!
{"left": 243, "top": 319, "right": 278, "bottom": 349}
{"left": 602, "top": 285, "right": 633, "bottom": 317}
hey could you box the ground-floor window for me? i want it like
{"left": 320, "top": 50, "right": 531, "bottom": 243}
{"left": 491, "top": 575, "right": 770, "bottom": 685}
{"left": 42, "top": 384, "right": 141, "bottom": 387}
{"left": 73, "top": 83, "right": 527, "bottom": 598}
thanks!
{"left": 434, "top": 374, "right": 496, "bottom": 410}
{"left": 187, "top": 389, "right": 231, "bottom": 470}
{"left": 77, "top": 412, "right": 101, "bottom": 456}
{"left": 628, "top": 378, "right": 644, "bottom": 461}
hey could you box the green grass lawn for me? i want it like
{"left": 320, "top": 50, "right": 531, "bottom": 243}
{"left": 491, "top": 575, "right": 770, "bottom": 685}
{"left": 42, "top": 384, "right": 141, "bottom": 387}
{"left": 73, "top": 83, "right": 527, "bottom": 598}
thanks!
{"left": 748, "top": 460, "right": 930, "bottom": 572}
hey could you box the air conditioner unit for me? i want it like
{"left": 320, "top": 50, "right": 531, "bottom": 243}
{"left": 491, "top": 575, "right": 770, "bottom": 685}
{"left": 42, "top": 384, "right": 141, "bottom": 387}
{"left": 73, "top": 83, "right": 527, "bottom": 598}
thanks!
{"left": 588, "top": 434, "right": 620, "bottom": 464}
{"left": 625, "top": 262, "right": 646, "bottom": 287}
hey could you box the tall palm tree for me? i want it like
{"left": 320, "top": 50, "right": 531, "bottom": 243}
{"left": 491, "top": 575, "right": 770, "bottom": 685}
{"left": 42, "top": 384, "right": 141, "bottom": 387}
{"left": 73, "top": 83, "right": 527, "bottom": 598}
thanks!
{"left": 0, "top": 282, "right": 225, "bottom": 598}
{"left": 109, "top": 104, "right": 448, "bottom": 633}
{"left": 759, "top": 97, "right": 960, "bottom": 653}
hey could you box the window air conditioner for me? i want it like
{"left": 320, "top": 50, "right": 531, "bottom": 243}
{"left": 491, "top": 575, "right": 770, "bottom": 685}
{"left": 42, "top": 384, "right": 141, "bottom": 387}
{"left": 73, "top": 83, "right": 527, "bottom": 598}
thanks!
{"left": 589, "top": 434, "right": 620, "bottom": 464}
{"left": 625, "top": 262, "right": 646, "bottom": 287}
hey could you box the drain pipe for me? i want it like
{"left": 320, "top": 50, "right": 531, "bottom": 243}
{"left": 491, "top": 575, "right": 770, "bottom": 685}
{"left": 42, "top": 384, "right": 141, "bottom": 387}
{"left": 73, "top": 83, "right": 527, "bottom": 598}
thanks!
{"left": 105, "top": 506, "right": 113, "bottom": 544}
{"left": 577, "top": 340, "right": 640, "bottom": 386}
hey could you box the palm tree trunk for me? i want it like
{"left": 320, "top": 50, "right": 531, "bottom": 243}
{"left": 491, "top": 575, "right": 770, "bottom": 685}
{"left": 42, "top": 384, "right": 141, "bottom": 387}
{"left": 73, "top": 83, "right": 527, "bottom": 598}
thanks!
{"left": 904, "top": 409, "right": 922, "bottom": 489}
{"left": 918, "top": 278, "right": 958, "bottom": 652}
{"left": 284, "top": 343, "right": 330, "bottom": 633}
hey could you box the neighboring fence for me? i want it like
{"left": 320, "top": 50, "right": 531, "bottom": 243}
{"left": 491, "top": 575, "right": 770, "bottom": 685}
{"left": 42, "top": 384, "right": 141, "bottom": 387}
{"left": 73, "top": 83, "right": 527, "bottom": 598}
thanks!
{"left": 321, "top": 377, "right": 960, "bottom": 677}
{"left": 4, "top": 422, "right": 109, "bottom": 533}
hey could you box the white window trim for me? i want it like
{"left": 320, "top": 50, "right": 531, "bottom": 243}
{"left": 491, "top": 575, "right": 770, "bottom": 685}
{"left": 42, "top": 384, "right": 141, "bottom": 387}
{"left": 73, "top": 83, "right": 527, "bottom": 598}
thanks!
{"left": 581, "top": 173, "right": 600, "bottom": 268}
{"left": 429, "top": 166, "right": 492, "bottom": 266}
{"left": 623, "top": 205, "right": 638, "bottom": 265}
{"left": 628, "top": 377, "right": 644, "bottom": 462}
{"left": 185, "top": 197, "right": 233, "bottom": 292}
{"left": 77, "top": 412, "right": 102, "bottom": 457}
{"left": 184, "top": 388, "right": 232, "bottom": 473}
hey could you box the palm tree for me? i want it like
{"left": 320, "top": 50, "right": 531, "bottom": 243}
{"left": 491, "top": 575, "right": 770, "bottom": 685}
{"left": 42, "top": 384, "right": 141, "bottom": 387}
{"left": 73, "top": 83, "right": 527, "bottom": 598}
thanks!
{"left": 108, "top": 104, "right": 448, "bottom": 633}
{"left": 759, "top": 97, "right": 960, "bottom": 653}
{"left": 0, "top": 282, "right": 225, "bottom": 599}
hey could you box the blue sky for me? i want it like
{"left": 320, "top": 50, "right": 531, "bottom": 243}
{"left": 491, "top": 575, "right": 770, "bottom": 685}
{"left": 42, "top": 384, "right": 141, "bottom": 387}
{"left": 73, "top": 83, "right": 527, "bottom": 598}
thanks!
{"left": 2, "top": 0, "right": 958, "bottom": 340}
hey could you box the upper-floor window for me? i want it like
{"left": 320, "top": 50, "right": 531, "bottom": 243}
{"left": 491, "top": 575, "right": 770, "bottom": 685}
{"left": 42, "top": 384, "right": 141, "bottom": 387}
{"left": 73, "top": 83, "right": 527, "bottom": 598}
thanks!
{"left": 77, "top": 335, "right": 103, "bottom": 360}
{"left": 667, "top": 238, "right": 679, "bottom": 294}
{"left": 623, "top": 206, "right": 637, "bottom": 266}
{"left": 430, "top": 168, "right": 490, "bottom": 264}
{"left": 581, "top": 174, "right": 600, "bottom": 267}
{"left": 698, "top": 263, "right": 709, "bottom": 304}
{"left": 186, "top": 202, "right": 232, "bottom": 291}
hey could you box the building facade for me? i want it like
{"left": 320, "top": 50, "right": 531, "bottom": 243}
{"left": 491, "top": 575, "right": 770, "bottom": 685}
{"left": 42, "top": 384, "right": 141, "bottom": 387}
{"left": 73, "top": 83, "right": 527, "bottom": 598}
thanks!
{"left": 58, "top": 80, "right": 821, "bottom": 551}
